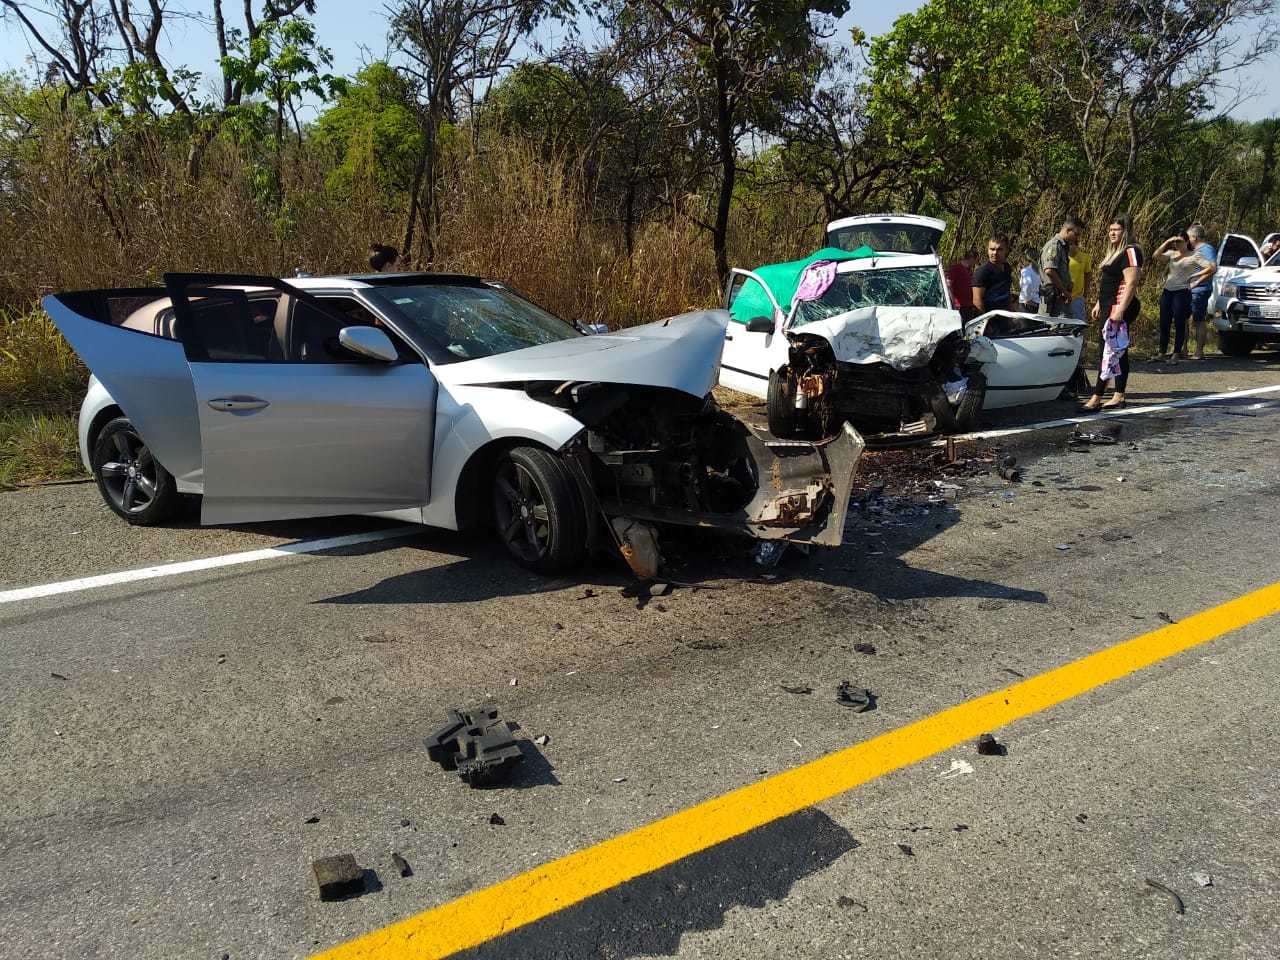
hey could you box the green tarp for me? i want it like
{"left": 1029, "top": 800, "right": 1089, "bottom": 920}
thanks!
{"left": 728, "top": 245, "right": 878, "bottom": 325}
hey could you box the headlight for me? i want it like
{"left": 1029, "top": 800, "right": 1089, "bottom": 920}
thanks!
{"left": 1224, "top": 282, "right": 1238, "bottom": 298}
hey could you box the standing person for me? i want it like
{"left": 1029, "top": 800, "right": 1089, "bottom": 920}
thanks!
{"left": 1150, "top": 231, "right": 1210, "bottom": 363}
{"left": 946, "top": 250, "right": 979, "bottom": 321}
{"left": 1039, "top": 217, "right": 1082, "bottom": 317}
{"left": 1186, "top": 223, "right": 1217, "bottom": 360}
{"left": 972, "top": 236, "right": 1013, "bottom": 314}
{"left": 1067, "top": 237, "right": 1092, "bottom": 322}
{"left": 1082, "top": 215, "right": 1143, "bottom": 411}
{"left": 1018, "top": 249, "right": 1041, "bottom": 312}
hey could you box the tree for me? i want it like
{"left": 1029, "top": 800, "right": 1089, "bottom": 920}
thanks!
{"left": 1051, "top": 0, "right": 1280, "bottom": 219}
{"left": 606, "top": 0, "right": 849, "bottom": 285}
{"left": 221, "top": 17, "right": 346, "bottom": 207}
{"left": 385, "top": 0, "right": 559, "bottom": 265}
{"left": 315, "top": 62, "right": 422, "bottom": 203}
{"left": 863, "top": 0, "right": 1068, "bottom": 220}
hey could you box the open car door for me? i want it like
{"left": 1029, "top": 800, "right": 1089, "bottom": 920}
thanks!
{"left": 1213, "top": 234, "right": 1262, "bottom": 315}
{"left": 717, "top": 268, "right": 789, "bottom": 399}
{"left": 966, "top": 312, "right": 1085, "bottom": 409}
{"left": 164, "top": 274, "right": 438, "bottom": 525}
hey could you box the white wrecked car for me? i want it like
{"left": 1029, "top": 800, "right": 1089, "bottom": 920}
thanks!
{"left": 43, "top": 272, "right": 863, "bottom": 574}
{"left": 718, "top": 233, "right": 1085, "bottom": 440}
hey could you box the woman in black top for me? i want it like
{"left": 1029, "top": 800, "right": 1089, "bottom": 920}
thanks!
{"left": 1081, "top": 215, "right": 1143, "bottom": 411}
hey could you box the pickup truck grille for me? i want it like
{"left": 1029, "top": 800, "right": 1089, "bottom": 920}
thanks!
{"left": 1239, "top": 284, "right": 1280, "bottom": 303}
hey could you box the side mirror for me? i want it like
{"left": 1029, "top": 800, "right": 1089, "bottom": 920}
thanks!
{"left": 338, "top": 325, "right": 398, "bottom": 362}
{"left": 745, "top": 315, "right": 774, "bottom": 333}
{"left": 1237, "top": 257, "right": 1260, "bottom": 268}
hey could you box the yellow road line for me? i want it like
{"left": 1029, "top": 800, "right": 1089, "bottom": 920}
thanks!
{"left": 313, "top": 581, "right": 1280, "bottom": 960}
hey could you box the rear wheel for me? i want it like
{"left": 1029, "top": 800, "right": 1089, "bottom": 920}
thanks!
{"left": 767, "top": 366, "right": 800, "bottom": 437}
{"left": 1217, "top": 330, "right": 1255, "bottom": 356}
{"left": 91, "top": 417, "right": 182, "bottom": 525}
{"left": 492, "top": 446, "right": 588, "bottom": 573}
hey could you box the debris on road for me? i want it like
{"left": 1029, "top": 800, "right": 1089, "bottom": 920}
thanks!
{"left": 754, "top": 539, "right": 788, "bottom": 568}
{"left": 1191, "top": 872, "right": 1213, "bottom": 887}
{"left": 426, "top": 706, "right": 524, "bottom": 788}
{"left": 1157, "top": 612, "right": 1176, "bottom": 624}
{"left": 996, "top": 456, "right": 1022, "bottom": 482}
{"left": 1055, "top": 543, "right": 1073, "bottom": 551}
{"left": 940, "top": 759, "right": 975, "bottom": 779}
{"left": 488, "top": 813, "right": 505, "bottom": 826}
{"left": 853, "top": 642, "right": 877, "bottom": 655}
{"left": 533, "top": 734, "right": 550, "bottom": 746}
{"left": 976, "top": 733, "right": 1007, "bottom": 756}
{"left": 391, "top": 853, "right": 412, "bottom": 877}
{"left": 304, "top": 816, "right": 320, "bottom": 824}
{"left": 781, "top": 684, "right": 813, "bottom": 695}
{"left": 897, "top": 844, "right": 915, "bottom": 857}
{"left": 312, "top": 854, "right": 365, "bottom": 901}
{"left": 1144, "top": 878, "right": 1185, "bottom": 914}
{"left": 50, "top": 672, "right": 68, "bottom": 681}
{"left": 1067, "top": 428, "right": 1119, "bottom": 446}
{"left": 836, "top": 682, "right": 876, "bottom": 712}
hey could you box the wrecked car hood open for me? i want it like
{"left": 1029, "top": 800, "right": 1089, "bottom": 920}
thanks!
{"left": 438, "top": 309, "right": 728, "bottom": 399}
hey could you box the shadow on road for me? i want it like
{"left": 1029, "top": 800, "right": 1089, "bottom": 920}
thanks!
{"left": 447, "top": 807, "right": 859, "bottom": 960}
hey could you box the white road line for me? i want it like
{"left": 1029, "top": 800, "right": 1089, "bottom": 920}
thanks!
{"left": 952, "top": 383, "right": 1280, "bottom": 442}
{"left": 0, "top": 526, "right": 422, "bottom": 605}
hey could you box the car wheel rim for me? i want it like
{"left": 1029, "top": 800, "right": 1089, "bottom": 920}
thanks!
{"left": 99, "top": 429, "right": 159, "bottom": 514}
{"left": 495, "top": 462, "right": 550, "bottom": 563}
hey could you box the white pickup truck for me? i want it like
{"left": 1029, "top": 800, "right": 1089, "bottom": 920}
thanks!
{"left": 1212, "top": 233, "right": 1280, "bottom": 356}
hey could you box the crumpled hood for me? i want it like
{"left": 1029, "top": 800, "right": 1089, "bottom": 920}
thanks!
{"left": 789, "top": 305, "right": 960, "bottom": 370}
{"left": 436, "top": 309, "right": 728, "bottom": 397}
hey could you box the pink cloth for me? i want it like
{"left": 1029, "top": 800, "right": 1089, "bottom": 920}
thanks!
{"left": 1100, "top": 317, "right": 1129, "bottom": 381}
{"left": 794, "top": 261, "right": 837, "bottom": 303}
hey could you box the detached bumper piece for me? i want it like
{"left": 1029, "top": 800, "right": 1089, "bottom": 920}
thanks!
{"left": 426, "top": 706, "right": 524, "bottom": 787}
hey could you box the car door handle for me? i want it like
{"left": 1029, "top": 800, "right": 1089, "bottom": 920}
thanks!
{"left": 208, "top": 397, "right": 270, "bottom": 412}
{"left": 1048, "top": 348, "right": 1076, "bottom": 357}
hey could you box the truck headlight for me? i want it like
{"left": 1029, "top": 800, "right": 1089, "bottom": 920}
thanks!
{"left": 1223, "top": 282, "right": 1238, "bottom": 298}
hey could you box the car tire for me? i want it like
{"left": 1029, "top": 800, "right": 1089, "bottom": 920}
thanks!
{"left": 1216, "top": 331, "right": 1255, "bottom": 356}
{"left": 91, "top": 416, "right": 182, "bottom": 525}
{"left": 767, "top": 366, "right": 801, "bottom": 438}
{"left": 492, "top": 446, "right": 588, "bottom": 573}
{"left": 953, "top": 372, "right": 986, "bottom": 432}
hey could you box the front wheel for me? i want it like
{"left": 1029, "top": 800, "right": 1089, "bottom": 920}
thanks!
{"left": 1216, "top": 330, "right": 1255, "bottom": 357}
{"left": 953, "top": 372, "right": 986, "bottom": 432}
{"left": 492, "top": 446, "right": 588, "bottom": 573}
{"left": 767, "top": 366, "right": 801, "bottom": 437}
{"left": 91, "top": 417, "right": 182, "bottom": 525}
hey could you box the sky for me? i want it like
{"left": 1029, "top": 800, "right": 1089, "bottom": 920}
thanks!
{"left": 0, "top": 1, "right": 1276, "bottom": 122}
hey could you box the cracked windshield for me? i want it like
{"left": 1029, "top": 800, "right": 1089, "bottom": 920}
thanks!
{"left": 792, "top": 265, "right": 947, "bottom": 327}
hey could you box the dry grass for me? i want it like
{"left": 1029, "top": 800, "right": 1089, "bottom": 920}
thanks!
{"left": 0, "top": 305, "right": 88, "bottom": 406}
{"left": 0, "top": 409, "right": 82, "bottom": 487}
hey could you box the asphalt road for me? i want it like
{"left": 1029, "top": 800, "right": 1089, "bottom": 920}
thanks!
{"left": 1, "top": 357, "right": 1279, "bottom": 960}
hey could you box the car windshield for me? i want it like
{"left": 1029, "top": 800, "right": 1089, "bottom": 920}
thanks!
{"left": 791, "top": 266, "right": 947, "bottom": 328}
{"left": 366, "top": 283, "right": 580, "bottom": 363}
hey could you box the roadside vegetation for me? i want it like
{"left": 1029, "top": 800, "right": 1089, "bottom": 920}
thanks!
{"left": 0, "top": 0, "right": 1276, "bottom": 485}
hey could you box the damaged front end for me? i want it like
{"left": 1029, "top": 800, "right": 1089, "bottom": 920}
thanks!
{"left": 528, "top": 382, "right": 863, "bottom": 573}
{"left": 782, "top": 330, "right": 987, "bottom": 442}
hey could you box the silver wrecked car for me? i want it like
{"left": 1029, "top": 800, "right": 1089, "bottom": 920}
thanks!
{"left": 43, "top": 272, "right": 863, "bottom": 574}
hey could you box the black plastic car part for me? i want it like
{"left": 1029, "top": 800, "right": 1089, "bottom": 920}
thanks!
{"left": 426, "top": 706, "right": 524, "bottom": 787}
